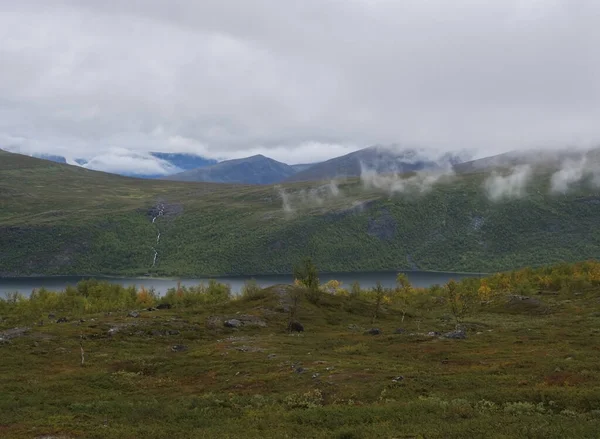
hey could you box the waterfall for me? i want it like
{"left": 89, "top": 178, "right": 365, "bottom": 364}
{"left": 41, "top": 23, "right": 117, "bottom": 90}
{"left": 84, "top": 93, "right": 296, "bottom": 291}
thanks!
{"left": 150, "top": 203, "right": 165, "bottom": 268}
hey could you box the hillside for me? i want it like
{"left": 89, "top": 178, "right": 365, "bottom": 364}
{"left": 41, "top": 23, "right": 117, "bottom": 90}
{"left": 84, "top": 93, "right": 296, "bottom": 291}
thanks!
{"left": 1, "top": 149, "right": 600, "bottom": 277}
{"left": 285, "top": 146, "right": 465, "bottom": 183}
{"left": 1, "top": 262, "right": 600, "bottom": 438}
{"left": 164, "top": 154, "right": 297, "bottom": 184}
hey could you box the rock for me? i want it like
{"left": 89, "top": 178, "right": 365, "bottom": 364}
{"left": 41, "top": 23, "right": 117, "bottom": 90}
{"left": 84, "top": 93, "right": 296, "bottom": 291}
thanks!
{"left": 427, "top": 331, "right": 441, "bottom": 337}
{"left": 394, "top": 328, "right": 405, "bottom": 334}
{"left": 127, "top": 311, "right": 140, "bottom": 318}
{"left": 56, "top": 317, "right": 68, "bottom": 323}
{"left": 171, "top": 345, "right": 188, "bottom": 352}
{"left": 47, "top": 313, "right": 56, "bottom": 319}
{"left": 364, "top": 328, "right": 382, "bottom": 336}
{"left": 147, "top": 307, "right": 157, "bottom": 311}
{"left": 288, "top": 321, "right": 304, "bottom": 333}
{"left": 157, "top": 303, "right": 172, "bottom": 310}
{"left": 443, "top": 329, "right": 467, "bottom": 339}
{"left": 268, "top": 354, "right": 277, "bottom": 360}
{"left": 312, "top": 373, "right": 320, "bottom": 379}
{"left": 206, "top": 316, "right": 223, "bottom": 329}
{"left": 348, "top": 324, "right": 361, "bottom": 331}
{"left": 295, "top": 367, "right": 305, "bottom": 374}
{"left": 167, "top": 330, "right": 181, "bottom": 336}
{"left": 392, "top": 376, "right": 404, "bottom": 383}
{"left": 224, "top": 319, "right": 243, "bottom": 328}
{"left": 237, "top": 315, "right": 267, "bottom": 327}
{"left": 0, "top": 338, "right": 11, "bottom": 345}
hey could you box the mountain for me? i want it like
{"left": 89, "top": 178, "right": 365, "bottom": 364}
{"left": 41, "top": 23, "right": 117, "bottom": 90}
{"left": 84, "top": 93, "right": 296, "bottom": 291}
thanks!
{"left": 285, "top": 145, "right": 467, "bottom": 182}
{"left": 149, "top": 152, "right": 217, "bottom": 171}
{"left": 2, "top": 148, "right": 600, "bottom": 277}
{"left": 32, "top": 153, "right": 68, "bottom": 164}
{"left": 164, "top": 154, "right": 298, "bottom": 184}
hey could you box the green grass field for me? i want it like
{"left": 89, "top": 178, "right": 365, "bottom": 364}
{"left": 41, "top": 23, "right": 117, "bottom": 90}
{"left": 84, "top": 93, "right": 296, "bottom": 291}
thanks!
{"left": 1, "top": 263, "right": 600, "bottom": 438}
{"left": 2, "top": 150, "right": 600, "bottom": 277}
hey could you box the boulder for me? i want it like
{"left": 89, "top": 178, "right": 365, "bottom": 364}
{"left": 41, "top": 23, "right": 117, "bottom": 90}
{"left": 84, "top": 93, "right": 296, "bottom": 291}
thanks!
{"left": 127, "top": 311, "right": 140, "bottom": 318}
{"left": 365, "top": 328, "right": 382, "bottom": 336}
{"left": 171, "top": 345, "right": 188, "bottom": 352}
{"left": 288, "top": 321, "right": 304, "bottom": 332}
{"left": 224, "top": 319, "right": 243, "bottom": 328}
{"left": 443, "top": 329, "right": 467, "bottom": 339}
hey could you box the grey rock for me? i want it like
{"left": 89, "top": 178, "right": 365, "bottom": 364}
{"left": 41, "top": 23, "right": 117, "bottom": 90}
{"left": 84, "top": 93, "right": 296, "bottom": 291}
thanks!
{"left": 268, "top": 354, "right": 277, "bottom": 360}
{"left": 427, "top": 331, "right": 441, "bottom": 337}
{"left": 443, "top": 329, "right": 467, "bottom": 339}
{"left": 171, "top": 344, "right": 188, "bottom": 352}
{"left": 56, "top": 317, "right": 68, "bottom": 323}
{"left": 0, "top": 327, "right": 30, "bottom": 340}
{"left": 295, "top": 367, "right": 305, "bottom": 374}
{"left": 392, "top": 376, "right": 404, "bottom": 383}
{"left": 127, "top": 311, "right": 140, "bottom": 318}
{"left": 394, "top": 328, "right": 405, "bottom": 334}
{"left": 224, "top": 319, "right": 243, "bottom": 328}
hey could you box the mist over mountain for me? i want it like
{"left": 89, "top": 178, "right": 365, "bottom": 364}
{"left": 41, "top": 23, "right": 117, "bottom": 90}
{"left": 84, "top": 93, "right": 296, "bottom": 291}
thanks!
{"left": 164, "top": 154, "right": 298, "bottom": 184}
{"left": 285, "top": 146, "right": 469, "bottom": 183}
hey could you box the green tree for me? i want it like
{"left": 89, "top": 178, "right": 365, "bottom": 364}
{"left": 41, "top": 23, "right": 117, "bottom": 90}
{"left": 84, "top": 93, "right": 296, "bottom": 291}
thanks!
{"left": 294, "top": 258, "right": 321, "bottom": 304}
{"left": 444, "top": 279, "right": 475, "bottom": 329}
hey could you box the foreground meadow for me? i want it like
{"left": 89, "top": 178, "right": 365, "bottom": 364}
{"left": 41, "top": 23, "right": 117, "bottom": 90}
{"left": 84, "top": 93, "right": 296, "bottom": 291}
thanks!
{"left": 1, "top": 262, "right": 600, "bottom": 438}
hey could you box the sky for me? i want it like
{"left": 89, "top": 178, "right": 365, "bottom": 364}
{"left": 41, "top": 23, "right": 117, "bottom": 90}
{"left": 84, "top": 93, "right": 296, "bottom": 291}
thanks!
{"left": 1, "top": 0, "right": 599, "bottom": 174}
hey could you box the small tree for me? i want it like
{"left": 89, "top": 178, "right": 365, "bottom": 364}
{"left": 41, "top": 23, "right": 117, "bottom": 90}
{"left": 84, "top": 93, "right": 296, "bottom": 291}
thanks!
{"left": 445, "top": 280, "right": 475, "bottom": 329}
{"left": 396, "top": 273, "right": 413, "bottom": 322}
{"left": 477, "top": 279, "right": 493, "bottom": 303}
{"left": 294, "top": 258, "right": 321, "bottom": 304}
{"left": 350, "top": 281, "right": 362, "bottom": 298}
{"left": 371, "top": 281, "right": 388, "bottom": 324}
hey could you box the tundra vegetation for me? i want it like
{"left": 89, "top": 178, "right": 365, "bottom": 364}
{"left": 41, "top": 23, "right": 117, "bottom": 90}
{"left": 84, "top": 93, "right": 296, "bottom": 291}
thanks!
{"left": 1, "top": 260, "right": 600, "bottom": 438}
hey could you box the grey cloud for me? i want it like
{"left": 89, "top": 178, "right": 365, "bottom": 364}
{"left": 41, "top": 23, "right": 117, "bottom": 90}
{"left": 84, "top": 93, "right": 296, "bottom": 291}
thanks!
{"left": 1, "top": 1, "right": 599, "bottom": 164}
{"left": 484, "top": 165, "right": 533, "bottom": 201}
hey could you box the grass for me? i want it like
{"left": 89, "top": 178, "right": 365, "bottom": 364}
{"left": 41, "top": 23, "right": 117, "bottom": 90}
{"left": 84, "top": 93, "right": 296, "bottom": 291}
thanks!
{"left": 1, "top": 264, "right": 600, "bottom": 438}
{"left": 2, "top": 150, "right": 600, "bottom": 277}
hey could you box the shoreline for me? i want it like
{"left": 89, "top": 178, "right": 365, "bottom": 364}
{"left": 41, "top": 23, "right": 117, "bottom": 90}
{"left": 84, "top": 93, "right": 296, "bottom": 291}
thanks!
{"left": 0, "top": 268, "right": 490, "bottom": 281}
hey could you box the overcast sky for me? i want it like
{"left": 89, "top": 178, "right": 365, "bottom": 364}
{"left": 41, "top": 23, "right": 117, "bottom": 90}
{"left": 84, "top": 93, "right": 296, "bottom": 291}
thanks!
{"left": 1, "top": 0, "right": 599, "bottom": 170}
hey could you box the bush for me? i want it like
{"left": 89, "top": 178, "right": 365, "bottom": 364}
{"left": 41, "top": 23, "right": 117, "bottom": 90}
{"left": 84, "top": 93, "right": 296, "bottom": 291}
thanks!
{"left": 240, "top": 279, "right": 265, "bottom": 300}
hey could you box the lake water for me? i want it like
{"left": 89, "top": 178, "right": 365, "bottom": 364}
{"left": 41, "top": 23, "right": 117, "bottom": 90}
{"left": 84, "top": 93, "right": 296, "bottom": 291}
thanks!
{"left": 0, "top": 271, "right": 482, "bottom": 298}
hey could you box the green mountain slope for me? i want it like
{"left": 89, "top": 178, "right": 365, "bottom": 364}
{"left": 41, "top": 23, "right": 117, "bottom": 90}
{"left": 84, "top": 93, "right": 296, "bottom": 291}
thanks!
{"left": 1, "top": 149, "right": 599, "bottom": 277}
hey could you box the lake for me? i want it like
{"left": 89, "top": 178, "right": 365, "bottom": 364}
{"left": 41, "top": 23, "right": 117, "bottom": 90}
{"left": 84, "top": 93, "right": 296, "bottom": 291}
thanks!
{"left": 0, "top": 271, "right": 483, "bottom": 297}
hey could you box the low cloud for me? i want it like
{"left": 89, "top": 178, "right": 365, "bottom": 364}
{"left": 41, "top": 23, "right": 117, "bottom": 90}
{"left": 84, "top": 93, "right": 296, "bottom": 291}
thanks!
{"left": 276, "top": 180, "right": 343, "bottom": 213}
{"left": 360, "top": 163, "right": 454, "bottom": 195}
{"left": 82, "top": 148, "right": 181, "bottom": 176}
{"left": 484, "top": 165, "right": 533, "bottom": 201}
{"left": 550, "top": 156, "right": 600, "bottom": 193}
